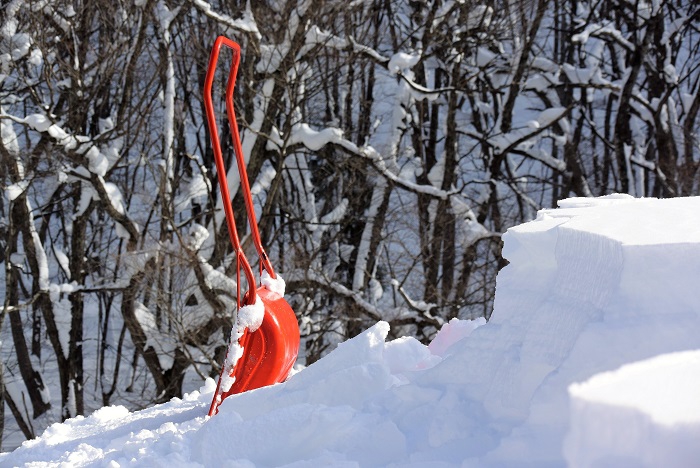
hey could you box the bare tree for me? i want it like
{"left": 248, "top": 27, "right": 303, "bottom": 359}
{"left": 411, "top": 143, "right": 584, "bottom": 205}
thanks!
{"left": 0, "top": 0, "right": 698, "bottom": 448}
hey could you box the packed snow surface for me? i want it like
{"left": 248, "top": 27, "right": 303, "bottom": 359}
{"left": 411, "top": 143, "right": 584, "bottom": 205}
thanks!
{"left": 3, "top": 195, "right": 700, "bottom": 467}
{"left": 565, "top": 350, "right": 700, "bottom": 467}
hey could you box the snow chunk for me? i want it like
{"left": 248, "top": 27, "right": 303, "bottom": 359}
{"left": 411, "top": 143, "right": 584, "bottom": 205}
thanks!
{"left": 663, "top": 63, "right": 678, "bottom": 84}
{"left": 532, "top": 56, "right": 559, "bottom": 73}
{"left": 90, "top": 405, "right": 131, "bottom": 423}
{"left": 562, "top": 63, "right": 595, "bottom": 83}
{"left": 384, "top": 336, "right": 440, "bottom": 374}
{"left": 218, "top": 294, "right": 270, "bottom": 394}
{"left": 428, "top": 317, "right": 486, "bottom": 357}
{"left": 388, "top": 52, "right": 420, "bottom": 75}
{"left": 250, "top": 165, "right": 276, "bottom": 196}
{"left": 54, "top": 249, "right": 70, "bottom": 276}
{"left": 537, "top": 107, "right": 568, "bottom": 128}
{"left": 289, "top": 124, "right": 344, "bottom": 151}
{"left": 476, "top": 47, "right": 497, "bottom": 67}
{"left": 565, "top": 350, "right": 700, "bottom": 467}
{"left": 10, "top": 33, "right": 31, "bottom": 60}
{"left": 49, "top": 283, "right": 74, "bottom": 359}
{"left": 6, "top": 180, "right": 28, "bottom": 200}
{"left": 525, "top": 73, "right": 558, "bottom": 92}
{"left": 1, "top": 110, "right": 20, "bottom": 156}
{"left": 133, "top": 302, "right": 177, "bottom": 371}
{"left": 320, "top": 198, "right": 348, "bottom": 225}
{"left": 186, "top": 224, "right": 209, "bottom": 251}
{"left": 25, "top": 113, "right": 52, "bottom": 132}
{"left": 236, "top": 294, "right": 264, "bottom": 333}
{"left": 218, "top": 336, "right": 245, "bottom": 395}
{"left": 28, "top": 48, "right": 42, "bottom": 66}
{"left": 261, "top": 270, "right": 286, "bottom": 297}
{"left": 86, "top": 146, "right": 108, "bottom": 176}
{"left": 175, "top": 173, "right": 210, "bottom": 209}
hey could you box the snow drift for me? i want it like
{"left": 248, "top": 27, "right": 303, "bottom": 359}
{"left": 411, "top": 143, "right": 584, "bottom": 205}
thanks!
{"left": 2, "top": 195, "right": 700, "bottom": 467}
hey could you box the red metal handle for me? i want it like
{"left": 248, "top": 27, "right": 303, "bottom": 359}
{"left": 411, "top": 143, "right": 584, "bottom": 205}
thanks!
{"left": 203, "top": 36, "right": 257, "bottom": 306}
{"left": 223, "top": 43, "right": 277, "bottom": 280}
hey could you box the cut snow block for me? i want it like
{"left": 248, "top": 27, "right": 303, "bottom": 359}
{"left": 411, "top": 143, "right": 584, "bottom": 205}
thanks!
{"left": 564, "top": 350, "right": 700, "bottom": 468}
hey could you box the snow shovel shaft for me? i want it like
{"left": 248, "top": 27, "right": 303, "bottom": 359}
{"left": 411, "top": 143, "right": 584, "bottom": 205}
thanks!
{"left": 203, "top": 36, "right": 300, "bottom": 416}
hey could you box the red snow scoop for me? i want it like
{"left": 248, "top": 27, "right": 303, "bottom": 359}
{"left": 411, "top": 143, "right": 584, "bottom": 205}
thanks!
{"left": 204, "top": 36, "right": 300, "bottom": 416}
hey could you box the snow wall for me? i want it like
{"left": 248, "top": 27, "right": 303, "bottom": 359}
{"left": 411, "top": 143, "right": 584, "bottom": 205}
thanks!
{"left": 2, "top": 195, "right": 700, "bottom": 467}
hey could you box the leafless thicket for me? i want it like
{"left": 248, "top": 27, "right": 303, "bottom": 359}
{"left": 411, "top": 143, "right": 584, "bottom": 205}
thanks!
{"left": 0, "top": 0, "right": 698, "bottom": 448}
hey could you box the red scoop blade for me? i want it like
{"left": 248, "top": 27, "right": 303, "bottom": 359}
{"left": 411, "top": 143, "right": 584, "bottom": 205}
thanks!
{"left": 208, "top": 287, "right": 300, "bottom": 415}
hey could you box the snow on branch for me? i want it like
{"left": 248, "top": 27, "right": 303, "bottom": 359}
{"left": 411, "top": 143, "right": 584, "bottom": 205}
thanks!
{"left": 390, "top": 279, "right": 442, "bottom": 322}
{"left": 65, "top": 169, "right": 140, "bottom": 245}
{"left": 191, "top": 0, "right": 261, "bottom": 42}
{"left": 572, "top": 23, "right": 635, "bottom": 52}
{"left": 268, "top": 121, "right": 458, "bottom": 200}
{"left": 343, "top": 144, "right": 457, "bottom": 200}
{"left": 395, "top": 70, "right": 458, "bottom": 101}
{"left": 301, "top": 26, "right": 452, "bottom": 101}
{"left": 30, "top": 1, "right": 74, "bottom": 33}
{"left": 298, "top": 271, "right": 383, "bottom": 322}
{"left": 288, "top": 271, "right": 444, "bottom": 329}
{"left": 255, "top": 1, "right": 312, "bottom": 73}
{"left": 301, "top": 25, "right": 390, "bottom": 64}
{"left": 467, "top": 106, "right": 574, "bottom": 170}
{"left": 0, "top": 112, "right": 141, "bottom": 246}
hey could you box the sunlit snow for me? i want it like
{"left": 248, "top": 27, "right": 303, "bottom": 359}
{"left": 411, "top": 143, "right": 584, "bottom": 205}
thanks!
{"left": 2, "top": 195, "right": 700, "bottom": 467}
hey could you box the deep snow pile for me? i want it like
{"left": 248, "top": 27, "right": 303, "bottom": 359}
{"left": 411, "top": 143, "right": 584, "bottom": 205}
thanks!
{"left": 2, "top": 195, "right": 700, "bottom": 467}
{"left": 565, "top": 350, "right": 700, "bottom": 467}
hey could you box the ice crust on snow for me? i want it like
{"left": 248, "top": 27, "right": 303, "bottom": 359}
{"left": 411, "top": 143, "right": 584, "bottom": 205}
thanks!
{"left": 3, "top": 195, "right": 700, "bottom": 467}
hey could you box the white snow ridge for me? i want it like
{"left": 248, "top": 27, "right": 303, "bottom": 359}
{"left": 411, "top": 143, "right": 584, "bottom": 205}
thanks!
{"left": 2, "top": 195, "right": 700, "bottom": 467}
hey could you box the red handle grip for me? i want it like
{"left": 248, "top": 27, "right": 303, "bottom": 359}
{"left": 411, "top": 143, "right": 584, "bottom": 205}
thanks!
{"left": 203, "top": 36, "right": 257, "bottom": 306}
{"left": 222, "top": 43, "right": 277, "bottom": 280}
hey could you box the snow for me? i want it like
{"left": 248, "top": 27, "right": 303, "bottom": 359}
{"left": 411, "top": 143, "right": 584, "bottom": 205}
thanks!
{"left": 5, "top": 180, "right": 27, "bottom": 200}
{"left": 3, "top": 195, "right": 700, "bottom": 466}
{"left": 0, "top": 107, "right": 20, "bottom": 157}
{"left": 49, "top": 283, "right": 75, "bottom": 359}
{"left": 387, "top": 52, "right": 420, "bottom": 75}
{"left": 174, "top": 173, "right": 210, "bottom": 211}
{"left": 191, "top": 0, "right": 261, "bottom": 41}
{"left": 249, "top": 164, "right": 276, "bottom": 197}
{"left": 320, "top": 198, "right": 348, "bottom": 226}
{"left": 134, "top": 302, "right": 177, "bottom": 371}
{"left": 236, "top": 294, "right": 264, "bottom": 333}
{"left": 280, "top": 123, "right": 345, "bottom": 151}
{"left": 428, "top": 317, "right": 486, "bottom": 357}
{"left": 569, "top": 350, "right": 700, "bottom": 427}
{"left": 564, "top": 350, "right": 700, "bottom": 467}
{"left": 24, "top": 113, "right": 52, "bottom": 132}
{"left": 156, "top": 0, "right": 176, "bottom": 200}
{"left": 53, "top": 248, "right": 71, "bottom": 276}
{"left": 214, "top": 294, "right": 265, "bottom": 397}
{"left": 664, "top": 63, "right": 679, "bottom": 84}
{"left": 86, "top": 146, "right": 108, "bottom": 177}
{"left": 536, "top": 107, "right": 568, "bottom": 129}
{"left": 31, "top": 222, "right": 50, "bottom": 291}
{"left": 185, "top": 223, "right": 209, "bottom": 252}
{"left": 10, "top": 33, "right": 31, "bottom": 61}
{"left": 261, "top": 270, "right": 286, "bottom": 297}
